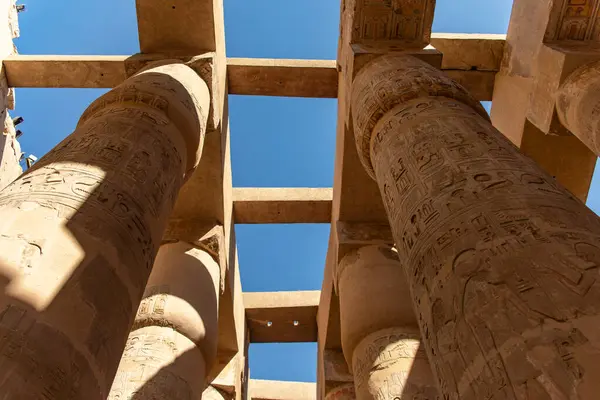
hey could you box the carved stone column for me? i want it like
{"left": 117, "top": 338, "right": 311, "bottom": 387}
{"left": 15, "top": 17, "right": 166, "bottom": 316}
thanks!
{"left": 108, "top": 240, "right": 221, "bottom": 399}
{"left": 336, "top": 245, "right": 439, "bottom": 399}
{"left": 324, "top": 383, "right": 355, "bottom": 400}
{"left": 351, "top": 54, "right": 600, "bottom": 399}
{"left": 0, "top": 62, "right": 210, "bottom": 399}
{"left": 557, "top": 60, "right": 600, "bottom": 156}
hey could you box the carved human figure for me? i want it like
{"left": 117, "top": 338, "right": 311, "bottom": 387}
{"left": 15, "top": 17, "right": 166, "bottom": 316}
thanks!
{"left": 108, "top": 241, "right": 221, "bottom": 399}
{"left": 351, "top": 54, "right": 600, "bottom": 399}
{"left": 557, "top": 59, "right": 600, "bottom": 156}
{"left": 0, "top": 61, "right": 210, "bottom": 399}
{"left": 336, "top": 245, "right": 439, "bottom": 399}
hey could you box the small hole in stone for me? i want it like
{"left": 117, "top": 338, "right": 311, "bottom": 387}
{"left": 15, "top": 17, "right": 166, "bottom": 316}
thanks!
{"left": 293, "top": 320, "right": 299, "bottom": 326}
{"left": 267, "top": 321, "right": 272, "bottom": 327}
{"left": 172, "top": 5, "right": 176, "bottom": 9}
{"left": 100, "top": 73, "right": 104, "bottom": 77}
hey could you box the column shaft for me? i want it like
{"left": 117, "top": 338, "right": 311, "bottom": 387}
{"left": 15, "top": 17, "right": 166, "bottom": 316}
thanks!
{"left": 336, "top": 245, "right": 439, "bottom": 399}
{"left": 0, "top": 62, "right": 209, "bottom": 398}
{"left": 557, "top": 60, "right": 600, "bottom": 156}
{"left": 351, "top": 55, "right": 600, "bottom": 399}
{"left": 109, "top": 241, "right": 220, "bottom": 399}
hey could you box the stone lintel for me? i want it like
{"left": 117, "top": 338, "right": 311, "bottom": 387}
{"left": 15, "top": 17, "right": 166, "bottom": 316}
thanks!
{"left": 136, "top": 0, "right": 224, "bottom": 55}
{"left": 227, "top": 58, "right": 338, "bottom": 98}
{"left": 249, "top": 379, "right": 316, "bottom": 400}
{"left": 3, "top": 49, "right": 499, "bottom": 101}
{"left": 244, "top": 291, "right": 320, "bottom": 343}
{"left": 232, "top": 188, "right": 333, "bottom": 224}
{"left": 430, "top": 33, "right": 505, "bottom": 71}
{"left": 528, "top": 43, "right": 600, "bottom": 135}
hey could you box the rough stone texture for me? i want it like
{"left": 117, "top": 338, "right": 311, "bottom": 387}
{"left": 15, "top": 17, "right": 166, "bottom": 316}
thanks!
{"left": 203, "top": 385, "right": 230, "bottom": 400}
{"left": 353, "top": 328, "right": 439, "bottom": 399}
{"left": 557, "top": 59, "right": 600, "bottom": 156}
{"left": 0, "top": 0, "right": 21, "bottom": 190}
{"left": 324, "top": 383, "right": 355, "bottom": 400}
{"left": 0, "top": 62, "right": 209, "bottom": 399}
{"left": 109, "top": 241, "right": 220, "bottom": 399}
{"left": 352, "top": 54, "right": 600, "bottom": 399}
{"left": 0, "top": 113, "right": 21, "bottom": 190}
{"left": 344, "top": 0, "right": 436, "bottom": 52}
{"left": 336, "top": 245, "right": 439, "bottom": 399}
{"left": 491, "top": 0, "right": 598, "bottom": 202}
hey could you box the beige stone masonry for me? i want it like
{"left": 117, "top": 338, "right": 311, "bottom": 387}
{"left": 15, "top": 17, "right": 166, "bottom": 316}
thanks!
{"left": 109, "top": 241, "right": 221, "bottom": 399}
{"left": 336, "top": 245, "right": 439, "bottom": 399}
{"left": 352, "top": 53, "right": 600, "bottom": 399}
{"left": 0, "top": 61, "right": 209, "bottom": 399}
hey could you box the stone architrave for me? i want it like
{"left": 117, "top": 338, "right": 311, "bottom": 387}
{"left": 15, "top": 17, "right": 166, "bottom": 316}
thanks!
{"left": 335, "top": 245, "right": 439, "bottom": 399}
{"left": 557, "top": 59, "right": 600, "bottom": 156}
{"left": 0, "top": 61, "right": 210, "bottom": 399}
{"left": 109, "top": 241, "right": 221, "bottom": 399}
{"left": 351, "top": 54, "right": 600, "bottom": 399}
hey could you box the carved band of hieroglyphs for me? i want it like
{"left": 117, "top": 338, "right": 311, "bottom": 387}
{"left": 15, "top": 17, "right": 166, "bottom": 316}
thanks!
{"left": 352, "top": 0, "right": 436, "bottom": 47}
{"left": 108, "top": 329, "right": 196, "bottom": 400}
{"left": 547, "top": 0, "right": 600, "bottom": 42}
{"left": 352, "top": 328, "right": 424, "bottom": 387}
{"left": 352, "top": 328, "right": 440, "bottom": 400}
{"left": 351, "top": 55, "right": 486, "bottom": 178}
{"left": 369, "top": 96, "right": 600, "bottom": 399}
{"left": 0, "top": 304, "right": 102, "bottom": 399}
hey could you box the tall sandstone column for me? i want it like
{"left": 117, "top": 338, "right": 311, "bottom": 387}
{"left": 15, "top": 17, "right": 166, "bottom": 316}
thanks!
{"left": 351, "top": 54, "right": 600, "bottom": 399}
{"left": 557, "top": 60, "right": 600, "bottom": 157}
{"left": 109, "top": 241, "right": 220, "bottom": 399}
{"left": 0, "top": 62, "right": 210, "bottom": 399}
{"left": 336, "top": 245, "right": 439, "bottom": 399}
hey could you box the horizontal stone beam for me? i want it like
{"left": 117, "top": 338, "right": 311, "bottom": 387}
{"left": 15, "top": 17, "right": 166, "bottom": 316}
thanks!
{"left": 233, "top": 188, "right": 332, "bottom": 224}
{"left": 228, "top": 58, "right": 338, "bottom": 98}
{"left": 244, "top": 291, "right": 320, "bottom": 343}
{"left": 250, "top": 379, "right": 316, "bottom": 400}
{"left": 3, "top": 35, "right": 504, "bottom": 99}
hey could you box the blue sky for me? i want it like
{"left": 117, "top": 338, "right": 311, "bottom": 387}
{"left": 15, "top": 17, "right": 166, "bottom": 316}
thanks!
{"left": 11, "top": 0, "right": 599, "bottom": 385}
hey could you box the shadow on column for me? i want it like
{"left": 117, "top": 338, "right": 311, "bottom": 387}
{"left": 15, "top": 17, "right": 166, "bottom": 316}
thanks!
{"left": 0, "top": 63, "right": 209, "bottom": 399}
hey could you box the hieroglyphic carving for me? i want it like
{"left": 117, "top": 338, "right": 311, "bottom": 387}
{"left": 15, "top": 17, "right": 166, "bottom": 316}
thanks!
{"left": 351, "top": 0, "right": 436, "bottom": 49}
{"left": 546, "top": 0, "right": 600, "bottom": 42}
{"left": 352, "top": 54, "right": 600, "bottom": 399}
{"left": 108, "top": 328, "right": 197, "bottom": 400}
{"left": 352, "top": 328, "right": 439, "bottom": 400}
{"left": 325, "top": 383, "right": 356, "bottom": 400}
{"left": 0, "top": 62, "right": 209, "bottom": 399}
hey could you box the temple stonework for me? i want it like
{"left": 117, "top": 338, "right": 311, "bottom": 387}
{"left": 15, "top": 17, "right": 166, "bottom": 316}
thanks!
{"left": 1, "top": 0, "right": 600, "bottom": 399}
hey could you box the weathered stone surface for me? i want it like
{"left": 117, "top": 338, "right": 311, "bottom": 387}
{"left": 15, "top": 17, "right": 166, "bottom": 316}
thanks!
{"left": 0, "top": 113, "right": 21, "bottom": 190}
{"left": 324, "top": 383, "right": 355, "bottom": 400}
{"left": 353, "top": 328, "right": 439, "bottom": 399}
{"left": 336, "top": 245, "right": 439, "bottom": 399}
{"left": 557, "top": 59, "right": 600, "bottom": 155}
{"left": 352, "top": 54, "right": 600, "bottom": 399}
{"left": 345, "top": 0, "right": 436, "bottom": 51}
{"left": 491, "top": 0, "right": 598, "bottom": 202}
{"left": 0, "top": 62, "right": 209, "bottom": 399}
{"left": 109, "top": 241, "right": 221, "bottom": 399}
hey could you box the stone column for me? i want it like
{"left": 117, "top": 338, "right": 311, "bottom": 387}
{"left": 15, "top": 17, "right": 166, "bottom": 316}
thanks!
{"left": 336, "top": 245, "right": 439, "bottom": 399}
{"left": 557, "top": 60, "right": 600, "bottom": 156}
{"left": 324, "top": 383, "right": 355, "bottom": 400}
{"left": 108, "top": 241, "right": 220, "bottom": 399}
{"left": 0, "top": 62, "right": 210, "bottom": 399}
{"left": 351, "top": 54, "right": 600, "bottom": 399}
